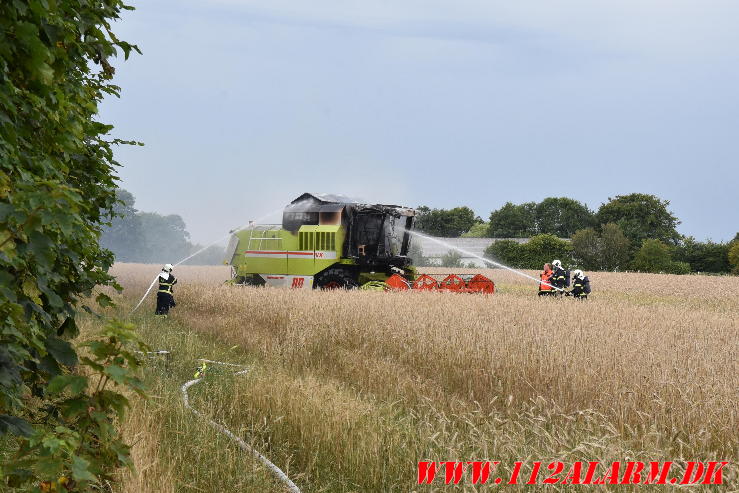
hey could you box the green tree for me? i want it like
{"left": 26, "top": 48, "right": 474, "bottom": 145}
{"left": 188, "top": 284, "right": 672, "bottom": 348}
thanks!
{"left": 488, "top": 202, "right": 536, "bottom": 237}
{"left": 138, "top": 212, "right": 193, "bottom": 264}
{"left": 1, "top": 0, "right": 144, "bottom": 487}
{"left": 534, "top": 197, "right": 595, "bottom": 237}
{"left": 673, "top": 237, "right": 731, "bottom": 273}
{"left": 600, "top": 223, "right": 632, "bottom": 271}
{"left": 728, "top": 242, "right": 739, "bottom": 274}
{"left": 596, "top": 193, "right": 681, "bottom": 247}
{"left": 571, "top": 223, "right": 631, "bottom": 271}
{"left": 415, "top": 206, "right": 479, "bottom": 237}
{"left": 571, "top": 228, "right": 600, "bottom": 270}
{"left": 461, "top": 222, "right": 489, "bottom": 238}
{"left": 99, "top": 188, "right": 143, "bottom": 262}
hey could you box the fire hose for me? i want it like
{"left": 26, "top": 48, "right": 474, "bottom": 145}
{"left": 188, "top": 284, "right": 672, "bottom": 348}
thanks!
{"left": 180, "top": 358, "right": 301, "bottom": 493}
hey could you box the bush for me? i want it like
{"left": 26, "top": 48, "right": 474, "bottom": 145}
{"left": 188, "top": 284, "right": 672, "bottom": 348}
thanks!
{"left": 439, "top": 251, "right": 464, "bottom": 268}
{"left": 485, "top": 235, "right": 572, "bottom": 269}
{"left": 571, "top": 223, "right": 632, "bottom": 271}
{"left": 674, "top": 237, "right": 731, "bottom": 273}
{"left": 485, "top": 240, "right": 524, "bottom": 268}
{"left": 600, "top": 223, "right": 632, "bottom": 270}
{"left": 461, "top": 222, "right": 489, "bottom": 238}
{"left": 631, "top": 239, "right": 688, "bottom": 274}
{"left": 728, "top": 242, "right": 739, "bottom": 274}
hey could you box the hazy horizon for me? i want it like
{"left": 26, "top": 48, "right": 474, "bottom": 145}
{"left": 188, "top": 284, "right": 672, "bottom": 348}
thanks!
{"left": 101, "top": 1, "right": 738, "bottom": 245}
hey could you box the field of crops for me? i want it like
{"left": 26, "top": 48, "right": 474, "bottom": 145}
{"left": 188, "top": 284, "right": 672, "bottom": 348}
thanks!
{"left": 96, "top": 264, "right": 738, "bottom": 492}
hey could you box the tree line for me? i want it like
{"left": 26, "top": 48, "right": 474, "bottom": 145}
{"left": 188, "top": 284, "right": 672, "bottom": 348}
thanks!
{"left": 415, "top": 194, "right": 739, "bottom": 274}
{"left": 100, "top": 189, "right": 225, "bottom": 265}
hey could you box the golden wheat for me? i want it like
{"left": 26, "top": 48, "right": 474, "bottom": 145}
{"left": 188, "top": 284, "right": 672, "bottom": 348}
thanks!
{"left": 105, "top": 263, "right": 738, "bottom": 492}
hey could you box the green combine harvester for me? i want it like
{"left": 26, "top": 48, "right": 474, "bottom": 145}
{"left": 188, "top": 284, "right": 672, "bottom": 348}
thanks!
{"left": 225, "top": 193, "right": 496, "bottom": 293}
{"left": 225, "top": 193, "right": 417, "bottom": 289}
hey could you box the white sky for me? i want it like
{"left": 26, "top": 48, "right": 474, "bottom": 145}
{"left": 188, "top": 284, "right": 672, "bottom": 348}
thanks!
{"left": 101, "top": 0, "right": 739, "bottom": 243}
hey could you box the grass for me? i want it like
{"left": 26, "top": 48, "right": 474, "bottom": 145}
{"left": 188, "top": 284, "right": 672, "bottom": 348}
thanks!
{"left": 98, "top": 264, "right": 737, "bottom": 491}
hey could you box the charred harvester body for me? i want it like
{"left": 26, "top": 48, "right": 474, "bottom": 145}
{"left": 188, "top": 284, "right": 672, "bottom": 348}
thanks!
{"left": 225, "top": 193, "right": 494, "bottom": 293}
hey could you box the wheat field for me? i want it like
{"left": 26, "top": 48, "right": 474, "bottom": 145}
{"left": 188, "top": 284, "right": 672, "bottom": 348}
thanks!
{"left": 96, "top": 264, "right": 738, "bottom": 492}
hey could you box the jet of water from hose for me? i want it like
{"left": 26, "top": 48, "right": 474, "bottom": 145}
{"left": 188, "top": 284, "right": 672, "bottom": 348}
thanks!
{"left": 128, "top": 207, "right": 284, "bottom": 316}
{"left": 408, "top": 231, "right": 563, "bottom": 291}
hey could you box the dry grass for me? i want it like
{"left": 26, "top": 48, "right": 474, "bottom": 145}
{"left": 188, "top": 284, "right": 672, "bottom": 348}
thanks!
{"left": 106, "top": 263, "right": 738, "bottom": 492}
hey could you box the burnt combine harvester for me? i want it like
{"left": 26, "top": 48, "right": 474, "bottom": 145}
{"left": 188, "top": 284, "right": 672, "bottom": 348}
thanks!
{"left": 225, "top": 193, "right": 494, "bottom": 293}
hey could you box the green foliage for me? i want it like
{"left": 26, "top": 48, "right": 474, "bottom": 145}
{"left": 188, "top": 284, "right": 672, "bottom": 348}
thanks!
{"left": 600, "top": 223, "right": 632, "bottom": 271}
{"left": 523, "top": 234, "right": 573, "bottom": 270}
{"left": 728, "top": 242, "right": 739, "bottom": 274}
{"left": 485, "top": 235, "right": 572, "bottom": 269}
{"left": 631, "top": 239, "right": 689, "bottom": 274}
{"left": 484, "top": 240, "right": 522, "bottom": 267}
{"left": 415, "top": 206, "right": 479, "bottom": 237}
{"left": 570, "top": 228, "right": 600, "bottom": 270}
{"left": 534, "top": 197, "right": 595, "bottom": 237}
{"left": 596, "top": 194, "right": 681, "bottom": 247}
{"left": 673, "top": 237, "right": 731, "bottom": 273}
{"left": 488, "top": 198, "right": 594, "bottom": 238}
{"left": 439, "top": 250, "right": 464, "bottom": 268}
{"left": 488, "top": 202, "right": 536, "bottom": 237}
{"left": 460, "top": 222, "right": 489, "bottom": 238}
{"left": 5, "top": 322, "right": 148, "bottom": 491}
{"left": 100, "top": 188, "right": 225, "bottom": 265}
{"left": 99, "top": 189, "right": 143, "bottom": 262}
{"left": 571, "top": 223, "right": 631, "bottom": 271}
{"left": 0, "top": 0, "right": 144, "bottom": 488}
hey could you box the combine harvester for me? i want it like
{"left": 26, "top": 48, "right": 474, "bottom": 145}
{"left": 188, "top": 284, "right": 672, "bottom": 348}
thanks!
{"left": 225, "top": 193, "right": 494, "bottom": 294}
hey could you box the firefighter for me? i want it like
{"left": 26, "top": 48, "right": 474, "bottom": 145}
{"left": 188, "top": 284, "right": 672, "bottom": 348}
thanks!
{"left": 155, "top": 264, "right": 177, "bottom": 316}
{"left": 538, "top": 263, "right": 555, "bottom": 296}
{"left": 550, "top": 259, "right": 569, "bottom": 293}
{"left": 569, "top": 269, "right": 591, "bottom": 299}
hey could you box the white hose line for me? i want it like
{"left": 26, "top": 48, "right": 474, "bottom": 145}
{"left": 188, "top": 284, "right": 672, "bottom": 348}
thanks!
{"left": 180, "top": 360, "right": 301, "bottom": 493}
{"left": 128, "top": 221, "right": 255, "bottom": 317}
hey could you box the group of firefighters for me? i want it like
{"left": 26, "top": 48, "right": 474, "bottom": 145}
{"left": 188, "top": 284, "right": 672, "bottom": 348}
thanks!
{"left": 538, "top": 259, "right": 591, "bottom": 299}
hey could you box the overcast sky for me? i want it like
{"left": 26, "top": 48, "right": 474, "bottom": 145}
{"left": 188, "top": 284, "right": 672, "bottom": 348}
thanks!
{"left": 101, "top": 0, "right": 739, "bottom": 244}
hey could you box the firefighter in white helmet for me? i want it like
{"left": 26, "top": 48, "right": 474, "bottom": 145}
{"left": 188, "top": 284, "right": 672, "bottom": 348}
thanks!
{"left": 550, "top": 259, "right": 569, "bottom": 293}
{"left": 155, "top": 264, "right": 177, "bottom": 316}
{"left": 568, "top": 269, "right": 591, "bottom": 299}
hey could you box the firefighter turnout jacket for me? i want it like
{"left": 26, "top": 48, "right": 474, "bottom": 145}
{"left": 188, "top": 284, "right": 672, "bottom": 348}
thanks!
{"left": 551, "top": 266, "right": 568, "bottom": 290}
{"left": 571, "top": 276, "right": 591, "bottom": 298}
{"left": 158, "top": 273, "right": 177, "bottom": 294}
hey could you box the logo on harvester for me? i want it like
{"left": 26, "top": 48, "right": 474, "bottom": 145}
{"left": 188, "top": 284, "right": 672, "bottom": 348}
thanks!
{"left": 291, "top": 277, "right": 305, "bottom": 288}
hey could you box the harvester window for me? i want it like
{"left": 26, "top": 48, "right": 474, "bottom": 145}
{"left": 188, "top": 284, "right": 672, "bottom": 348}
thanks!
{"left": 283, "top": 212, "right": 318, "bottom": 232}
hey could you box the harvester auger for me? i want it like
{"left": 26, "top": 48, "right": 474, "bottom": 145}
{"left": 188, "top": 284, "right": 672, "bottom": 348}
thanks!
{"left": 224, "top": 193, "right": 495, "bottom": 294}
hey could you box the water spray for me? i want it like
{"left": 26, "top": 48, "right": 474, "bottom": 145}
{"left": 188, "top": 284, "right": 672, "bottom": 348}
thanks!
{"left": 408, "top": 231, "right": 564, "bottom": 291}
{"left": 128, "top": 207, "right": 284, "bottom": 316}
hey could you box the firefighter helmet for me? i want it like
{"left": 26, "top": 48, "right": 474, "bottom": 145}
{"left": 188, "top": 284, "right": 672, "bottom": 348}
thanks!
{"left": 163, "top": 263, "right": 173, "bottom": 272}
{"left": 573, "top": 269, "right": 584, "bottom": 279}
{"left": 552, "top": 259, "right": 562, "bottom": 269}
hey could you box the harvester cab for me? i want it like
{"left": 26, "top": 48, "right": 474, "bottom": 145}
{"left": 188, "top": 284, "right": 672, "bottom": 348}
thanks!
{"left": 225, "top": 193, "right": 416, "bottom": 289}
